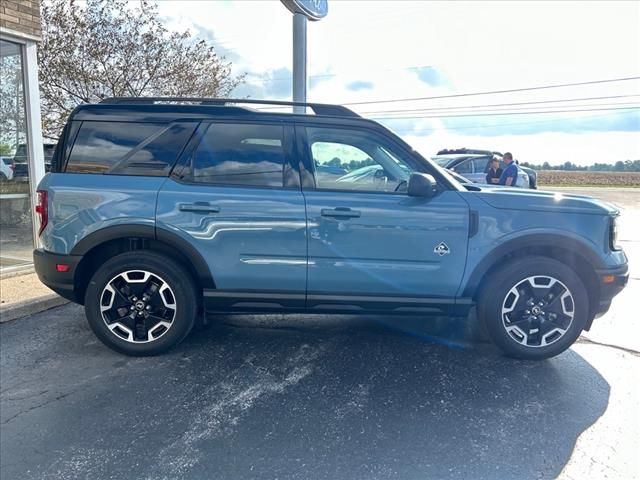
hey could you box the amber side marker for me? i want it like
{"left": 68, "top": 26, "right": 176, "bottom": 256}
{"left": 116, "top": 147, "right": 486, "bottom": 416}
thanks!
{"left": 602, "top": 275, "right": 615, "bottom": 284}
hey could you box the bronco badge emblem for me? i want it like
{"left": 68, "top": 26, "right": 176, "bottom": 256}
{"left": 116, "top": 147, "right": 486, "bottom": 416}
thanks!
{"left": 434, "top": 242, "right": 450, "bottom": 256}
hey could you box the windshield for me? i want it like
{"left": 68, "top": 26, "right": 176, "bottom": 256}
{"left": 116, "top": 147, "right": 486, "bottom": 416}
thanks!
{"left": 432, "top": 156, "right": 452, "bottom": 167}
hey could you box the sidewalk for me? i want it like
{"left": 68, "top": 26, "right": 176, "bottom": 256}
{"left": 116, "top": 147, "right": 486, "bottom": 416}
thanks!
{"left": 0, "top": 270, "right": 68, "bottom": 323}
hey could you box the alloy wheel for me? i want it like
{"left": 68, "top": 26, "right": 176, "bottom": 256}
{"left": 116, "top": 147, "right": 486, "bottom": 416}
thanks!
{"left": 99, "top": 270, "right": 177, "bottom": 343}
{"left": 501, "top": 275, "right": 575, "bottom": 348}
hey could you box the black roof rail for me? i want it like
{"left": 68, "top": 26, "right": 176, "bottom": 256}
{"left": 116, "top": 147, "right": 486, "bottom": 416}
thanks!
{"left": 436, "top": 148, "right": 504, "bottom": 156}
{"left": 99, "top": 97, "right": 360, "bottom": 118}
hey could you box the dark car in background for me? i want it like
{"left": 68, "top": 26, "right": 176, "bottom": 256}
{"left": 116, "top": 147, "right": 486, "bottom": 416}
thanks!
{"left": 434, "top": 148, "right": 538, "bottom": 189}
{"left": 12, "top": 143, "right": 56, "bottom": 182}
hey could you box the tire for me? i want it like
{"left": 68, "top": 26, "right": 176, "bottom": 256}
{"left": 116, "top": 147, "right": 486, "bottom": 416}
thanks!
{"left": 84, "top": 251, "right": 197, "bottom": 356}
{"left": 478, "top": 256, "right": 588, "bottom": 360}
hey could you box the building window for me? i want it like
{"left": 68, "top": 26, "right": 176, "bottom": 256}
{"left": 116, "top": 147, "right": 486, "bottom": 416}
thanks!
{"left": 0, "top": 38, "right": 32, "bottom": 269}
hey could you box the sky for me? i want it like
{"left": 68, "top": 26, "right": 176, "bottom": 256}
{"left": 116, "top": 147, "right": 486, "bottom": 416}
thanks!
{"left": 157, "top": 0, "right": 640, "bottom": 166}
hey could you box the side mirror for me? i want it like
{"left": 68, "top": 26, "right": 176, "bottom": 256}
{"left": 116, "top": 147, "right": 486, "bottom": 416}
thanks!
{"left": 408, "top": 172, "right": 437, "bottom": 197}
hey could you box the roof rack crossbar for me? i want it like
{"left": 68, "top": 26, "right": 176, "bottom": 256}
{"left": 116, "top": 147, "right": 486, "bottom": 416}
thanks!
{"left": 99, "top": 97, "right": 360, "bottom": 118}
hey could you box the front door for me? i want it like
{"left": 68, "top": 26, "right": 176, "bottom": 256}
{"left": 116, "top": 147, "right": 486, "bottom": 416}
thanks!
{"left": 299, "top": 125, "right": 470, "bottom": 312}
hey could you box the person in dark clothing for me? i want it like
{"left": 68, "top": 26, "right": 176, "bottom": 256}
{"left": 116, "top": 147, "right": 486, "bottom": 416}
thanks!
{"left": 485, "top": 157, "right": 503, "bottom": 184}
{"left": 499, "top": 152, "right": 518, "bottom": 186}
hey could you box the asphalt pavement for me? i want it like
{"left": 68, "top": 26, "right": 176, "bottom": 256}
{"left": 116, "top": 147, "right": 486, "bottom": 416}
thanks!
{"left": 1, "top": 187, "right": 639, "bottom": 480}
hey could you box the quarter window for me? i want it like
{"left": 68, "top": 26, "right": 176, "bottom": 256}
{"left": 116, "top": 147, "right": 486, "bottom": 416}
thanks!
{"left": 67, "top": 121, "right": 195, "bottom": 175}
{"left": 190, "top": 123, "right": 285, "bottom": 187}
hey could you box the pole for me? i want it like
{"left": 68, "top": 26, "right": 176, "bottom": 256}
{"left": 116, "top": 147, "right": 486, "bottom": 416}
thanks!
{"left": 292, "top": 12, "right": 307, "bottom": 113}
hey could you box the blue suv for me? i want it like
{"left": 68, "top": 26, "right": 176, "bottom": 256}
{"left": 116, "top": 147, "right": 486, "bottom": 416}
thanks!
{"left": 33, "top": 98, "right": 628, "bottom": 359}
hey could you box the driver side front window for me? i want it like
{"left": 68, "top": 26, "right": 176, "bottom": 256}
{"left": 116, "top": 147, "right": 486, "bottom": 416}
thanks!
{"left": 306, "top": 127, "right": 414, "bottom": 193}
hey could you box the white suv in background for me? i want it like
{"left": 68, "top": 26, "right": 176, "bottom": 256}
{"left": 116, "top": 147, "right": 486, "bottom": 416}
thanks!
{"left": 0, "top": 157, "right": 15, "bottom": 181}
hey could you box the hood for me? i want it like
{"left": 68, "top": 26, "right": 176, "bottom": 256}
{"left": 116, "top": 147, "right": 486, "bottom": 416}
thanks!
{"left": 473, "top": 187, "right": 619, "bottom": 216}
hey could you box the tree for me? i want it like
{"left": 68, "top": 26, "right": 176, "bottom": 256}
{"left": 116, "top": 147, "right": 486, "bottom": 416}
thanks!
{"left": 0, "top": 50, "right": 26, "bottom": 152}
{"left": 39, "top": 0, "right": 245, "bottom": 140}
{"left": 0, "top": 144, "right": 14, "bottom": 156}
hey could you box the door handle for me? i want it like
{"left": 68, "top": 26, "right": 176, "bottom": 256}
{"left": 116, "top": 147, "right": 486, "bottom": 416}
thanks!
{"left": 321, "top": 207, "right": 361, "bottom": 218}
{"left": 179, "top": 202, "right": 220, "bottom": 214}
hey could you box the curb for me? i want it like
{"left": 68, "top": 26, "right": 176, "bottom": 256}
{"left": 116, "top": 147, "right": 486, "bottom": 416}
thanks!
{"left": 0, "top": 294, "right": 69, "bottom": 323}
{"left": 0, "top": 265, "right": 34, "bottom": 279}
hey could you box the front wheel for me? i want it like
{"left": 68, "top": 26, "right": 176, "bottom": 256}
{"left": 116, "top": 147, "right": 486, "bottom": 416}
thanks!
{"left": 85, "top": 251, "right": 197, "bottom": 356}
{"left": 478, "top": 257, "right": 589, "bottom": 360}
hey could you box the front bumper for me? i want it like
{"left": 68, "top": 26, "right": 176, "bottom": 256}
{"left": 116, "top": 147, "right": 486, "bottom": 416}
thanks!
{"left": 592, "top": 263, "right": 629, "bottom": 319}
{"left": 33, "top": 249, "right": 82, "bottom": 303}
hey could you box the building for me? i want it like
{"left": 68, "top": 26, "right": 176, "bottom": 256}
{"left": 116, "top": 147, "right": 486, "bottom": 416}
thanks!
{"left": 0, "top": 1, "right": 45, "bottom": 272}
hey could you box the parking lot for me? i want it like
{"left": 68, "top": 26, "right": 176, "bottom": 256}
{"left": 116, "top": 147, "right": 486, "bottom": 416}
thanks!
{"left": 1, "top": 187, "right": 638, "bottom": 480}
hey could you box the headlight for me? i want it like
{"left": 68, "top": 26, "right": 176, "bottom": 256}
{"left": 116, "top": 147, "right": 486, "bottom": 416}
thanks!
{"left": 609, "top": 217, "right": 621, "bottom": 251}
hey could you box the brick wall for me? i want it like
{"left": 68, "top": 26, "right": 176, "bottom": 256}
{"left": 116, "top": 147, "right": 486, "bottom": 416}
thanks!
{"left": 1, "top": 0, "right": 41, "bottom": 40}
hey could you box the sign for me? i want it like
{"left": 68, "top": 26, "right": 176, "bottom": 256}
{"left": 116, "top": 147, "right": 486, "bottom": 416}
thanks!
{"left": 281, "top": 0, "right": 328, "bottom": 21}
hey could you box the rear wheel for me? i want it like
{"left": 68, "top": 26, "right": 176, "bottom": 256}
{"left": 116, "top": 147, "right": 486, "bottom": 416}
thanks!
{"left": 85, "top": 251, "right": 197, "bottom": 356}
{"left": 479, "top": 257, "right": 588, "bottom": 360}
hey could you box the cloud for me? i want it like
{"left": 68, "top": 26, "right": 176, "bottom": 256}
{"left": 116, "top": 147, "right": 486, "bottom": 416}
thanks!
{"left": 309, "top": 73, "right": 333, "bottom": 89}
{"left": 346, "top": 80, "right": 374, "bottom": 92}
{"left": 234, "top": 67, "right": 293, "bottom": 100}
{"left": 439, "top": 110, "right": 640, "bottom": 136}
{"left": 413, "top": 66, "right": 445, "bottom": 87}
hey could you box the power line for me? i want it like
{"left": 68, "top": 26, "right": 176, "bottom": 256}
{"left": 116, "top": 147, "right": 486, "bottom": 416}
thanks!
{"left": 359, "top": 94, "right": 640, "bottom": 115}
{"left": 342, "top": 77, "right": 640, "bottom": 106}
{"left": 371, "top": 102, "right": 640, "bottom": 118}
{"left": 381, "top": 109, "right": 640, "bottom": 135}
{"left": 369, "top": 106, "right": 640, "bottom": 120}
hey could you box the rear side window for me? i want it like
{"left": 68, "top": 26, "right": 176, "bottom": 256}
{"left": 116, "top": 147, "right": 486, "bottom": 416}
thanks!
{"left": 66, "top": 121, "right": 196, "bottom": 175}
{"left": 188, "top": 123, "right": 285, "bottom": 187}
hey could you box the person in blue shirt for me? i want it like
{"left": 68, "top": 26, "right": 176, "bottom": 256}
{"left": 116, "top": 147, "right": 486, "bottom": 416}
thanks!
{"left": 498, "top": 152, "right": 518, "bottom": 186}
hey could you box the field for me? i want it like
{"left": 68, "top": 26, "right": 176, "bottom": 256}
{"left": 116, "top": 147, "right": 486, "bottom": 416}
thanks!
{"left": 537, "top": 170, "right": 640, "bottom": 187}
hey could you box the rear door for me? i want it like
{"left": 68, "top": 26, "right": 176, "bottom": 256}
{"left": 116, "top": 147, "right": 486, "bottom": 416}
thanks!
{"left": 156, "top": 121, "right": 307, "bottom": 310}
{"left": 299, "top": 124, "right": 470, "bottom": 312}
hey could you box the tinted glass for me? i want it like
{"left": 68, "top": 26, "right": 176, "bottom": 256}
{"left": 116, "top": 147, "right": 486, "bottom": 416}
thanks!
{"left": 471, "top": 156, "right": 492, "bottom": 173}
{"left": 110, "top": 123, "right": 197, "bottom": 176}
{"left": 191, "top": 123, "right": 284, "bottom": 187}
{"left": 306, "top": 127, "right": 414, "bottom": 193}
{"left": 67, "top": 122, "right": 163, "bottom": 174}
{"left": 453, "top": 158, "right": 473, "bottom": 174}
{"left": 66, "top": 121, "right": 195, "bottom": 175}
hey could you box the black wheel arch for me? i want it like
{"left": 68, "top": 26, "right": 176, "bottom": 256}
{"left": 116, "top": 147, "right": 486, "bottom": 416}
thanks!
{"left": 465, "top": 234, "right": 603, "bottom": 324}
{"left": 71, "top": 224, "right": 215, "bottom": 304}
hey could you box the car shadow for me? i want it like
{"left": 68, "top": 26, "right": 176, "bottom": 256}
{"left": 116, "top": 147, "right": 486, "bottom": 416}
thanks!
{"left": 176, "top": 313, "right": 610, "bottom": 480}
{"left": 0, "top": 307, "right": 611, "bottom": 480}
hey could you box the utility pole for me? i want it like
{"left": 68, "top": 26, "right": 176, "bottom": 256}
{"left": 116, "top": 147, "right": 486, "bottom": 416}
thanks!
{"left": 280, "top": 1, "right": 328, "bottom": 113}
{"left": 292, "top": 12, "right": 307, "bottom": 113}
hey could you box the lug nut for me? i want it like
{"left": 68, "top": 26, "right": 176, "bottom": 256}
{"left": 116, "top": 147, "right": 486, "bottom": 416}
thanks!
{"left": 132, "top": 297, "right": 137, "bottom": 302}
{"left": 130, "top": 305, "right": 135, "bottom": 310}
{"left": 145, "top": 305, "right": 151, "bottom": 310}
{"left": 525, "top": 310, "right": 531, "bottom": 315}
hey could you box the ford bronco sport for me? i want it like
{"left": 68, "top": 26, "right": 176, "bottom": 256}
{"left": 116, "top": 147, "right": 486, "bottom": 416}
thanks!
{"left": 33, "top": 98, "right": 628, "bottom": 359}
